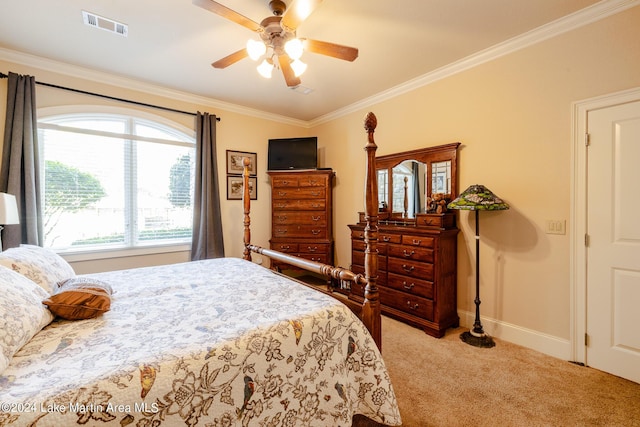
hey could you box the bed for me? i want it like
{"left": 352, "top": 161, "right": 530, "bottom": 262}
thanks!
{"left": 0, "top": 113, "right": 399, "bottom": 427}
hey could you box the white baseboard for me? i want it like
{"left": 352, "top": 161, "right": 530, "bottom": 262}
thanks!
{"left": 458, "top": 310, "right": 572, "bottom": 361}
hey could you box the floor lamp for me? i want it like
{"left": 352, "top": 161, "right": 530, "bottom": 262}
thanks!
{"left": 448, "top": 184, "right": 509, "bottom": 348}
{"left": 0, "top": 193, "right": 20, "bottom": 252}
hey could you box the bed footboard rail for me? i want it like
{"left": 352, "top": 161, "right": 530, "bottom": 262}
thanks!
{"left": 246, "top": 244, "right": 366, "bottom": 286}
{"left": 241, "top": 112, "right": 381, "bottom": 349}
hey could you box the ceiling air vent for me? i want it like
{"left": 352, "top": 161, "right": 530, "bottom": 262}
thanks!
{"left": 82, "top": 11, "right": 128, "bottom": 37}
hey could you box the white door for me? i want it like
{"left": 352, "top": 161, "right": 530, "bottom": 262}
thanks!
{"left": 586, "top": 100, "right": 640, "bottom": 384}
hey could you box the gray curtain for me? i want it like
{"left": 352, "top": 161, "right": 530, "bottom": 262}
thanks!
{"left": 191, "top": 112, "right": 224, "bottom": 260}
{"left": 0, "top": 72, "right": 43, "bottom": 249}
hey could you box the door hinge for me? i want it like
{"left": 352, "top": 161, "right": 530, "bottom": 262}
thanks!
{"left": 585, "top": 333, "right": 589, "bottom": 346}
{"left": 585, "top": 234, "right": 590, "bottom": 247}
{"left": 585, "top": 133, "right": 590, "bottom": 146}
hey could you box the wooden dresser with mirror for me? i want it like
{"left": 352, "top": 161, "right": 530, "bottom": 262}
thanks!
{"left": 348, "top": 142, "right": 460, "bottom": 338}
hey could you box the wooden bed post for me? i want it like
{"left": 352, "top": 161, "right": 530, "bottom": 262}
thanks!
{"left": 241, "top": 114, "right": 383, "bottom": 350}
{"left": 242, "top": 157, "right": 252, "bottom": 261}
{"left": 362, "top": 112, "right": 381, "bottom": 348}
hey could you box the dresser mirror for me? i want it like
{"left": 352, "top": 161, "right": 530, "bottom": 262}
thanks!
{"left": 376, "top": 142, "right": 460, "bottom": 222}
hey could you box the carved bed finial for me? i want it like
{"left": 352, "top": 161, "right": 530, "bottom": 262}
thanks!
{"left": 364, "top": 112, "right": 377, "bottom": 133}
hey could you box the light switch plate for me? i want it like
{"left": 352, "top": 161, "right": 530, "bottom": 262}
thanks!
{"left": 546, "top": 220, "right": 566, "bottom": 235}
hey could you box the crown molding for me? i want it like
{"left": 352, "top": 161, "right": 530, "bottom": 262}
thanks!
{"left": 310, "top": 0, "right": 640, "bottom": 126}
{"left": 0, "top": 47, "right": 309, "bottom": 128}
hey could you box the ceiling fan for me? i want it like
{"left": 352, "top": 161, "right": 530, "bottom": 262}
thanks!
{"left": 193, "top": 0, "right": 359, "bottom": 87}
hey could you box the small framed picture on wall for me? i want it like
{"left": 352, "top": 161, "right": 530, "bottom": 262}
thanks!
{"left": 227, "top": 175, "right": 257, "bottom": 200}
{"left": 226, "top": 150, "right": 257, "bottom": 176}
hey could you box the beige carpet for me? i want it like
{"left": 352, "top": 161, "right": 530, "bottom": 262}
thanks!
{"left": 379, "top": 316, "right": 640, "bottom": 427}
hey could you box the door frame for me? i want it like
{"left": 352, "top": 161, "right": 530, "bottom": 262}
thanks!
{"left": 570, "top": 86, "right": 640, "bottom": 365}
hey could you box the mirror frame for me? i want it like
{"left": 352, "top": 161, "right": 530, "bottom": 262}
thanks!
{"left": 376, "top": 142, "right": 460, "bottom": 218}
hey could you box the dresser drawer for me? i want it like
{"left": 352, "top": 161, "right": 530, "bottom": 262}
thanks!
{"left": 273, "top": 225, "right": 326, "bottom": 239}
{"left": 272, "top": 187, "right": 326, "bottom": 200}
{"left": 298, "top": 242, "right": 331, "bottom": 255}
{"left": 270, "top": 242, "right": 298, "bottom": 253}
{"left": 351, "top": 230, "right": 400, "bottom": 245}
{"left": 273, "top": 212, "right": 326, "bottom": 226}
{"left": 415, "top": 213, "right": 456, "bottom": 229}
{"left": 298, "top": 176, "right": 329, "bottom": 187}
{"left": 271, "top": 177, "right": 300, "bottom": 188}
{"left": 273, "top": 199, "right": 326, "bottom": 211}
{"left": 380, "top": 233, "right": 402, "bottom": 244}
{"left": 387, "top": 257, "right": 433, "bottom": 281}
{"left": 380, "top": 287, "right": 434, "bottom": 321}
{"left": 294, "top": 253, "right": 330, "bottom": 264}
{"left": 351, "top": 249, "right": 387, "bottom": 271}
{"left": 386, "top": 272, "right": 433, "bottom": 300}
{"left": 352, "top": 239, "right": 387, "bottom": 255}
{"left": 387, "top": 244, "right": 433, "bottom": 263}
{"left": 401, "top": 234, "right": 435, "bottom": 248}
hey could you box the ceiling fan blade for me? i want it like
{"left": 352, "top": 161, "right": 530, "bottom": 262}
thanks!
{"left": 212, "top": 49, "right": 248, "bottom": 69}
{"left": 281, "top": 0, "right": 323, "bottom": 32}
{"left": 278, "top": 55, "right": 301, "bottom": 87}
{"left": 193, "top": 0, "right": 262, "bottom": 32}
{"left": 303, "top": 39, "right": 358, "bottom": 62}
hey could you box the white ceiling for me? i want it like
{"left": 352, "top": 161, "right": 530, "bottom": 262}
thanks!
{"left": 0, "top": 0, "right": 613, "bottom": 122}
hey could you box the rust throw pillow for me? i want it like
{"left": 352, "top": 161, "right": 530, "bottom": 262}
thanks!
{"left": 44, "top": 277, "right": 113, "bottom": 320}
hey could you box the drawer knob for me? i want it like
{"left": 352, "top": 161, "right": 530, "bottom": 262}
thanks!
{"left": 307, "top": 246, "right": 318, "bottom": 252}
{"left": 402, "top": 264, "right": 415, "bottom": 273}
{"left": 281, "top": 180, "right": 290, "bottom": 185}
{"left": 411, "top": 239, "right": 422, "bottom": 245}
{"left": 278, "top": 215, "right": 287, "bottom": 221}
{"left": 278, "top": 191, "right": 287, "bottom": 197}
{"left": 403, "top": 282, "right": 415, "bottom": 290}
{"left": 281, "top": 245, "right": 291, "bottom": 250}
{"left": 276, "top": 229, "right": 287, "bottom": 234}
{"left": 403, "top": 250, "right": 415, "bottom": 257}
{"left": 312, "top": 215, "right": 321, "bottom": 221}
{"left": 311, "top": 230, "right": 321, "bottom": 235}
{"left": 406, "top": 301, "right": 419, "bottom": 310}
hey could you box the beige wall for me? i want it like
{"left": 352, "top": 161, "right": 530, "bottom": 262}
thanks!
{"left": 312, "top": 6, "right": 640, "bottom": 345}
{"left": 1, "top": 5, "right": 638, "bottom": 355}
{"left": 0, "top": 60, "right": 308, "bottom": 273}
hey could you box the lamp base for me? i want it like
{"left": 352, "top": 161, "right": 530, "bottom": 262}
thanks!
{"left": 460, "top": 330, "right": 495, "bottom": 348}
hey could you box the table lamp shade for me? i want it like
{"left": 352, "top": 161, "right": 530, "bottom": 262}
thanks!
{"left": 0, "top": 193, "right": 19, "bottom": 225}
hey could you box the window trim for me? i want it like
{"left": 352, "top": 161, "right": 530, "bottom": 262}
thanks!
{"left": 38, "top": 105, "right": 196, "bottom": 258}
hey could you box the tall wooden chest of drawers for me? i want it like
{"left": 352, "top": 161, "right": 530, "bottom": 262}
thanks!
{"left": 348, "top": 215, "right": 459, "bottom": 338}
{"left": 268, "top": 169, "right": 335, "bottom": 270}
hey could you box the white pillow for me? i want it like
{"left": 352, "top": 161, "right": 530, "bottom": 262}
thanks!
{"left": 0, "top": 244, "right": 75, "bottom": 294}
{"left": 0, "top": 265, "right": 54, "bottom": 375}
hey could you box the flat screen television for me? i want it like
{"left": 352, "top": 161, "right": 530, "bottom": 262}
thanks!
{"left": 267, "top": 137, "right": 318, "bottom": 170}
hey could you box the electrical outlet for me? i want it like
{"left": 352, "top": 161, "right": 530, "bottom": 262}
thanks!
{"left": 546, "top": 220, "right": 566, "bottom": 235}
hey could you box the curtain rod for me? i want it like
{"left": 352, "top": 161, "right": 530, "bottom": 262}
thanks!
{"left": 0, "top": 72, "right": 220, "bottom": 121}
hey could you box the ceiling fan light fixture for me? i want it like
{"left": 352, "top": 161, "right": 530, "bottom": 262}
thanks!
{"left": 246, "top": 39, "right": 266, "bottom": 60}
{"left": 291, "top": 59, "right": 307, "bottom": 77}
{"left": 284, "top": 38, "right": 304, "bottom": 60}
{"left": 257, "top": 59, "right": 274, "bottom": 78}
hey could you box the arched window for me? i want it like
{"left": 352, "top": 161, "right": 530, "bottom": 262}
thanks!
{"left": 38, "top": 107, "right": 195, "bottom": 253}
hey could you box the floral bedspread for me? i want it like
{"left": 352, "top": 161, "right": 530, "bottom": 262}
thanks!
{"left": 0, "top": 258, "right": 401, "bottom": 427}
